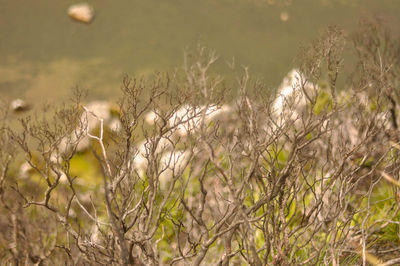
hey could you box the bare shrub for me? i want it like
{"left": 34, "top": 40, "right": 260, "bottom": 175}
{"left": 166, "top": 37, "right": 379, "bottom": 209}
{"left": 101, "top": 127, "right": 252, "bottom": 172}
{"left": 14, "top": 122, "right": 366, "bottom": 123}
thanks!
{"left": 0, "top": 20, "right": 399, "bottom": 265}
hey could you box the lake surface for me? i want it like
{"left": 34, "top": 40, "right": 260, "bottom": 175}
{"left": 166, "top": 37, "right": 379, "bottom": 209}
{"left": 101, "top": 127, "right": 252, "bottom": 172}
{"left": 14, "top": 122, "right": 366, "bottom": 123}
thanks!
{"left": 0, "top": 0, "right": 399, "bottom": 106}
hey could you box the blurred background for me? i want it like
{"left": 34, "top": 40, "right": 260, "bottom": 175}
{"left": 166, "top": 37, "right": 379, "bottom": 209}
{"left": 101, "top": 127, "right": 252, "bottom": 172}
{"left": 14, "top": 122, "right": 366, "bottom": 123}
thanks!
{"left": 0, "top": 0, "right": 399, "bottom": 106}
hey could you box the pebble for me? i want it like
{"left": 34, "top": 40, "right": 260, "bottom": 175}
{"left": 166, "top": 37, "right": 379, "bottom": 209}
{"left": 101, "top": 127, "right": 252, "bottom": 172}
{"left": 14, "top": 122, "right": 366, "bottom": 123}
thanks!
{"left": 280, "top": 12, "right": 289, "bottom": 22}
{"left": 10, "top": 98, "right": 29, "bottom": 112}
{"left": 68, "top": 3, "right": 95, "bottom": 24}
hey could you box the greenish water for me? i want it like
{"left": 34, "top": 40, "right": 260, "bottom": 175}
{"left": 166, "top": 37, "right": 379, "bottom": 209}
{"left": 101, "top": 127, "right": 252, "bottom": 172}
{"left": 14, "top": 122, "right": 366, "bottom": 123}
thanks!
{"left": 0, "top": 0, "right": 399, "bottom": 105}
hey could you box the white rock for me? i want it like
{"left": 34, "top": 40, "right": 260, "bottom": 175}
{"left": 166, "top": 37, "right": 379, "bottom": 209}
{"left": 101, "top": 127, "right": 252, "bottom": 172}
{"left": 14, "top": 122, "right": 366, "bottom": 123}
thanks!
{"left": 204, "top": 104, "right": 232, "bottom": 123}
{"left": 270, "top": 69, "right": 317, "bottom": 130}
{"left": 74, "top": 101, "right": 112, "bottom": 151}
{"left": 130, "top": 137, "right": 190, "bottom": 190}
{"left": 52, "top": 101, "right": 116, "bottom": 156}
{"left": 145, "top": 105, "right": 229, "bottom": 137}
{"left": 68, "top": 3, "right": 95, "bottom": 24}
{"left": 10, "top": 99, "right": 29, "bottom": 112}
{"left": 159, "top": 150, "right": 190, "bottom": 190}
{"left": 144, "top": 110, "right": 161, "bottom": 125}
{"left": 83, "top": 101, "right": 112, "bottom": 130}
{"left": 168, "top": 104, "right": 221, "bottom": 136}
{"left": 75, "top": 136, "right": 91, "bottom": 153}
{"left": 19, "top": 162, "right": 33, "bottom": 179}
{"left": 108, "top": 117, "right": 121, "bottom": 132}
{"left": 272, "top": 69, "right": 303, "bottom": 115}
{"left": 132, "top": 137, "right": 173, "bottom": 177}
{"left": 168, "top": 105, "right": 192, "bottom": 136}
{"left": 132, "top": 140, "right": 149, "bottom": 177}
{"left": 280, "top": 12, "right": 289, "bottom": 22}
